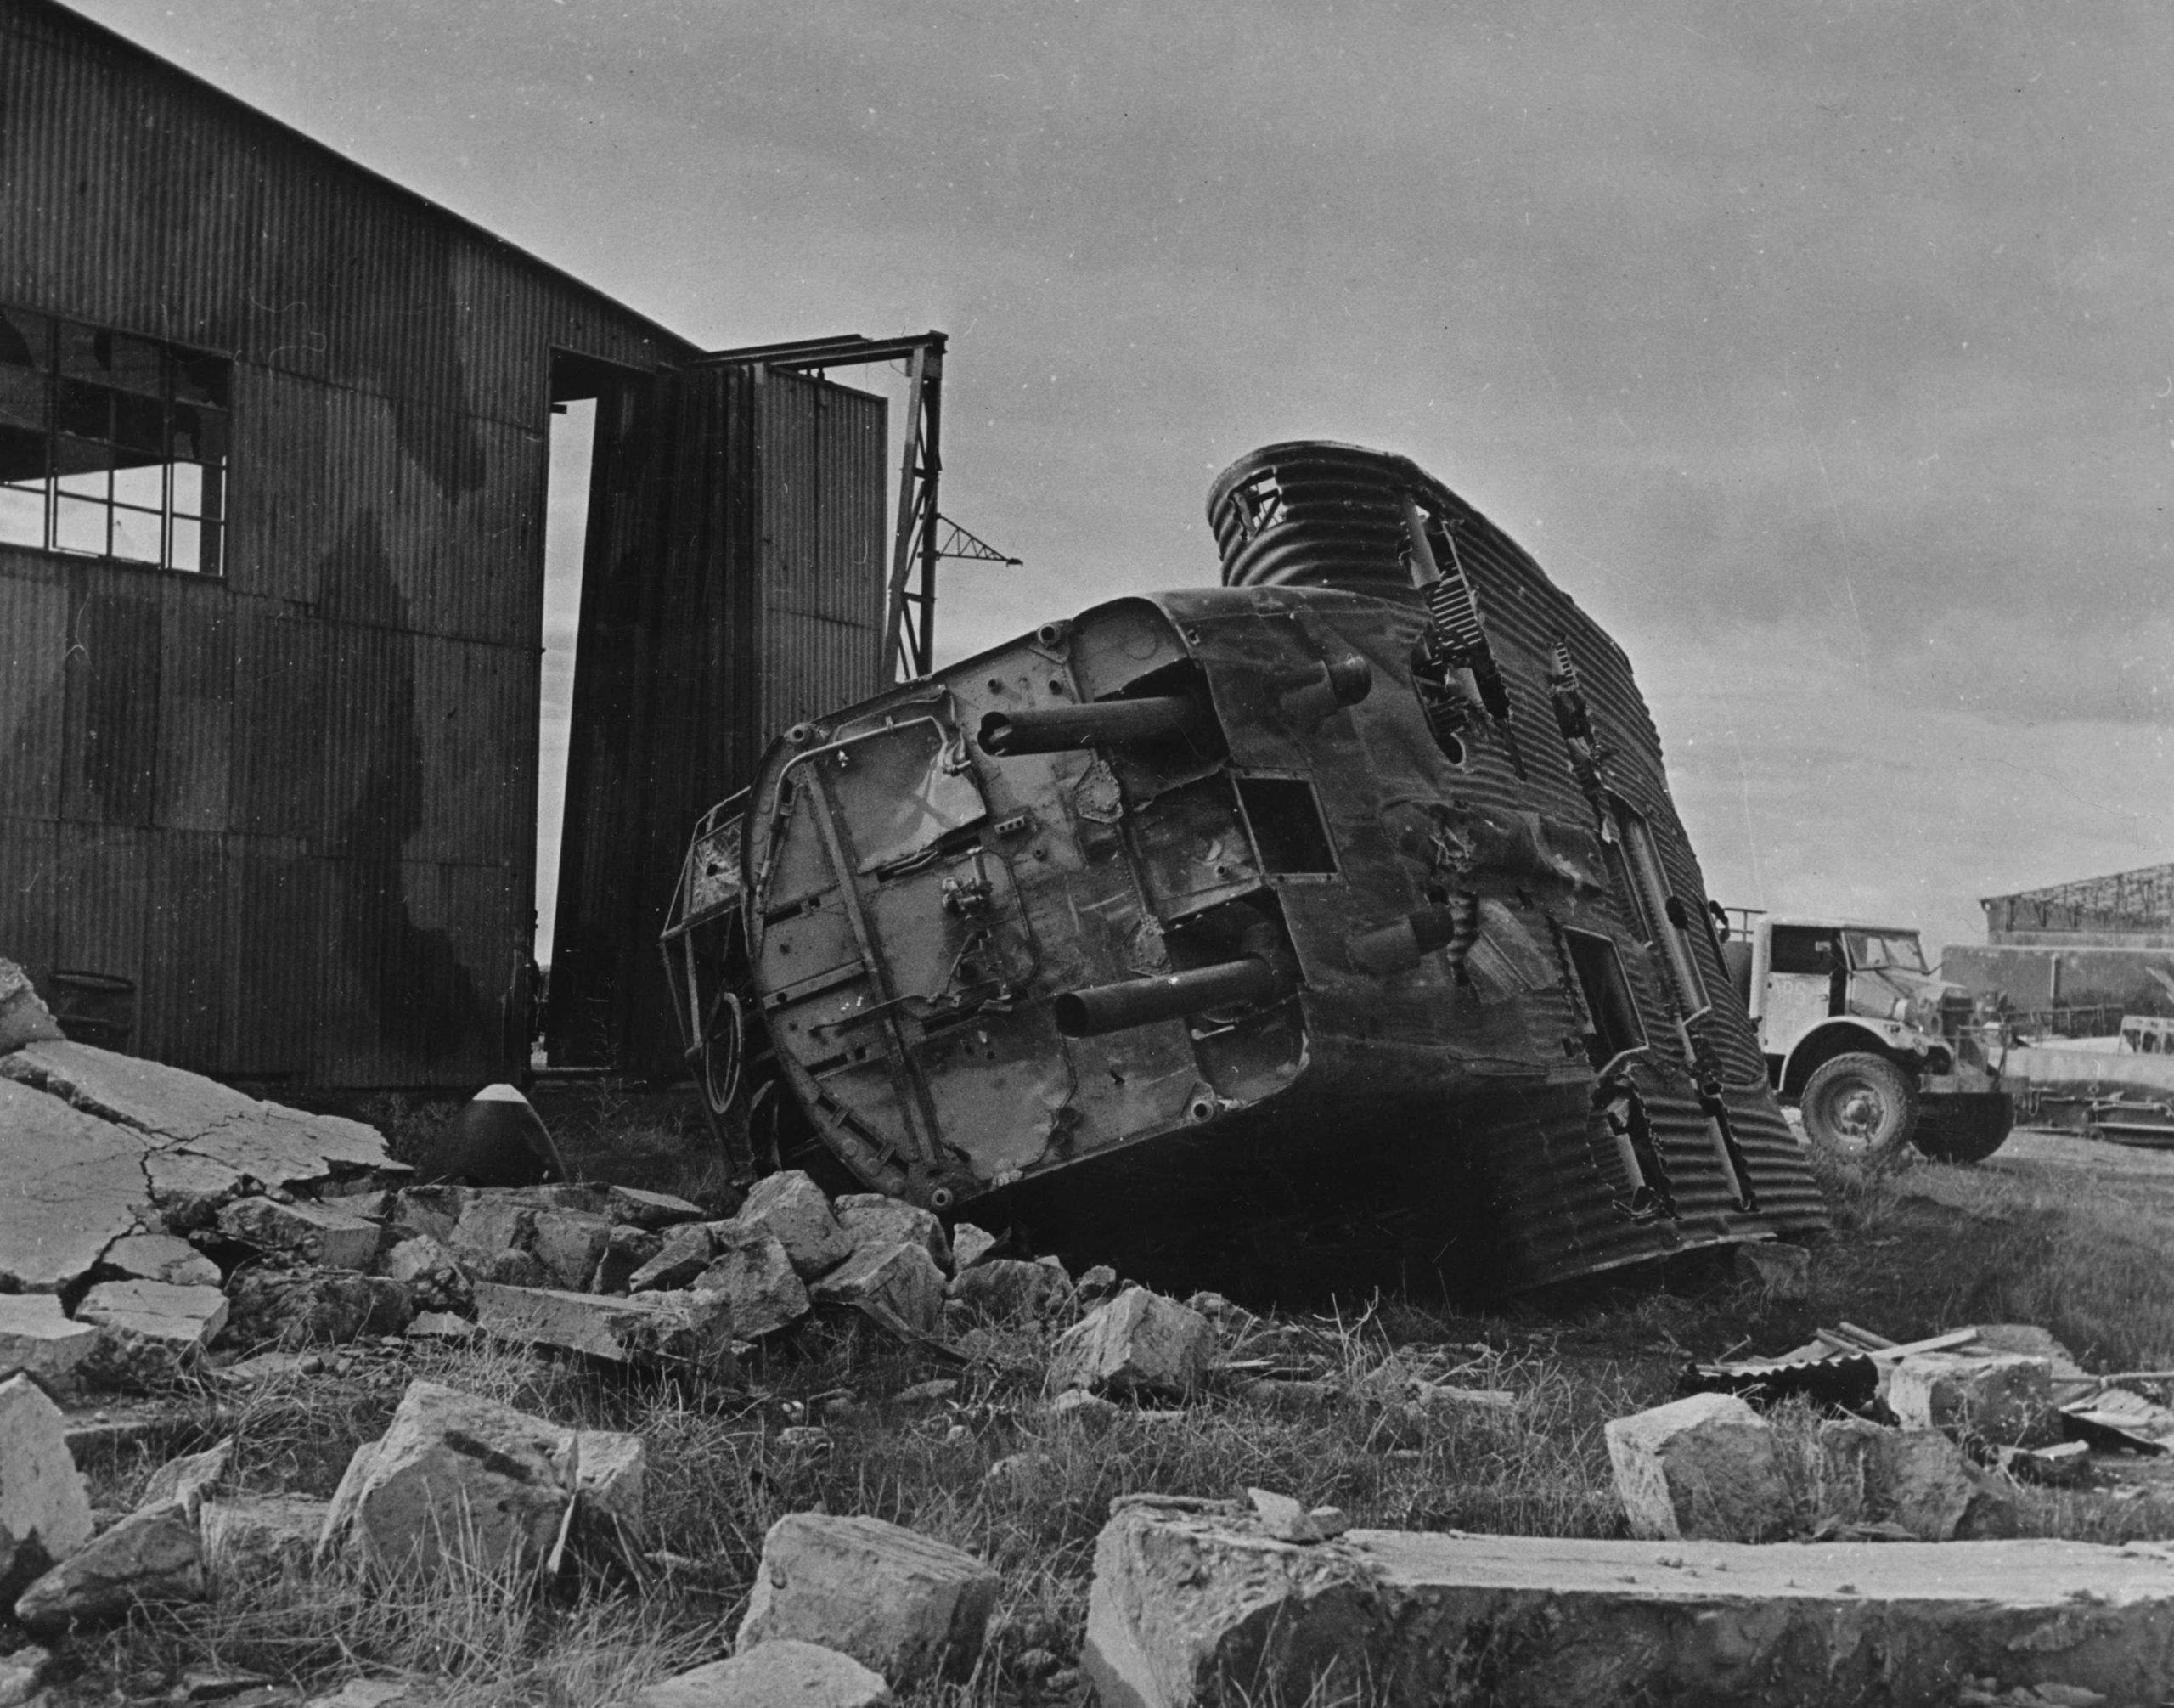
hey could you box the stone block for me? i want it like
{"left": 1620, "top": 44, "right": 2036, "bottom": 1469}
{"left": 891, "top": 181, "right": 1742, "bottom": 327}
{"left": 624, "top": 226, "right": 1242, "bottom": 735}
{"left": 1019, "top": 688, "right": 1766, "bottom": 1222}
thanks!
{"left": 14, "top": 1498, "right": 203, "bottom": 1632}
{"left": 200, "top": 1495, "right": 330, "bottom": 1584}
{"left": 736, "top": 1172, "right": 852, "bottom": 1278}
{"left": 503, "top": 1182, "right": 611, "bottom": 1215}
{"left": 694, "top": 1224, "right": 810, "bottom": 1337}
{"left": 100, "top": 1232, "right": 221, "bottom": 1289}
{"left": 737, "top": 1512, "right": 1000, "bottom": 1684}
{"left": 0, "top": 1294, "right": 101, "bottom": 1400}
{"left": 570, "top": 1429, "right": 646, "bottom": 1536}
{"left": 0, "top": 1375, "right": 93, "bottom": 1598}
{"left": 834, "top": 1194, "right": 950, "bottom": 1271}
{"left": 530, "top": 1209, "right": 611, "bottom": 1292}
{"left": 1890, "top": 1350, "right": 2055, "bottom": 1445}
{"left": 634, "top": 1641, "right": 893, "bottom": 1708}
{"left": 470, "top": 1282, "right": 739, "bottom": 1378}
{"left": 1050, "top": 1288, "right": 1212, "bottom": 1398}
{"left": 144, "top": 1149, "right": 245, "bottom": 1233}
{"left": 381, "top": 1185, "right": 465, "bottom": 1246}
{"left": 1075, "top": 1264, "right": 1121, "bottom": 1304}
{"left": 223, "top": 1271, "right": 411, "bottom": 1347}
{"left": 75, "top": 1280, "right": 228, "bottom": 1351}
{"left": 139, "top": 1437, "right": 231, "bottom": 1518}
{"left": 218, "top": 1198, "right": 383, "bottom": 1271}
{"left": 950, "top": 1222, "right": 998, "bottom": 1271}
{"left": 1732, "top": 1240, "right": 1811, "bottom": 1299}
{"left": 1084, "top": 1503, "right": 2174, "bottom": 1708}
{"left": 808, "top": 1241, "right": 945, "bottom": 1335}
{"left": 321, "top": 1380, "right": 570, "bottom": 1574}
{"left": 946, "top": 1257, "right": 1072, "bottom": 1324}
{"left": 0, "top": 1079, "right": 155, "bottom": 1292}
{"left": 1604, "top": 1391, "right": 1789, "bottom": 1542}
{"left": 0, "top": 1643, "right": 49, "bottom": 1708}
{"left": 448, "top": 1197, "right": 538, "bottom": 1262}
{"left": 594, "top": 1224, "right": 665, "bottom": 1293}
{"left": 0, "top": 957, "right": 62, "bottom": 1053}
{"left": 605, "top": 1186, "right": 709, "bottom": 1230}
{"left": 628, "top": 1222, "right": 714, "bottom": 1293}
{"left": 380, "top": 1236, "right": 471, "bottom": 1314}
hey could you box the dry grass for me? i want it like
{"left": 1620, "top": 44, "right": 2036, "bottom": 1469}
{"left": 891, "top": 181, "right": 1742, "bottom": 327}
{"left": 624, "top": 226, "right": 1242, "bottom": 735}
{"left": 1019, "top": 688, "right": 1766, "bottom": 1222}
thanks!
{"left": 37, "top": 1127, "right": 2174, "bottom": 1705}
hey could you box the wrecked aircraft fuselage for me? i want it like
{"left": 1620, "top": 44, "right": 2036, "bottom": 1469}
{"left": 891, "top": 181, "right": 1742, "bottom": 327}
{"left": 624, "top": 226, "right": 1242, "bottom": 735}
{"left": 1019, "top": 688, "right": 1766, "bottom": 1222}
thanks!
{"left": 665, "top": 442, "right": 1828, "bottom": 1295}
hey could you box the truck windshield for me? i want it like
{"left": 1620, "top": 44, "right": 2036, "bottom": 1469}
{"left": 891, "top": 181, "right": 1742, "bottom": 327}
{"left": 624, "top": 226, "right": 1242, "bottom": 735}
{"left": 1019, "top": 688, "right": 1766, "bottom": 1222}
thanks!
{"left": 1845, "top": 931, "right": 1927, "bottom": 972}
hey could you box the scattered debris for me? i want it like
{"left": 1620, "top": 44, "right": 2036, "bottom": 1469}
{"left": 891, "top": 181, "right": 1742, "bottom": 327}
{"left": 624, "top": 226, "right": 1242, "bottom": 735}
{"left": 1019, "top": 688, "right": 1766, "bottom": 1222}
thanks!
{"left": 949, "top": 1223, "right": 999, "bottom": 1271}
{"left": 470, "top": 1283, "right": 739, "bottom": 1378}
{"left": 74, "top": 1279, "right": 228, "bottom": 1353}
{"left": 635, "top": 1640, "right": 893, "bottom": 1708}
{"left": 140, "top": 1439, "right": 233, "bottom": 1519}
{"left": 1889, "top": 1350, "right": 2055, "bottom": 1446}
{"left": 694, "top": 1224, "right": 810, "bottom": 1337}
{"left": 833, "top": 1197, "right": 952, "bottom": 1273}
{"left": 809, "top": 1243, "right": 947, "bottom": 1336}
{"left": 736, "top": 1173, "right": 853, "bottom": 1279}
{"left": 0, "top": 1294, "right": 102, "bottom": 1400}
{"left": 737, "top": 1513, "right": 999, "bottom": 1685}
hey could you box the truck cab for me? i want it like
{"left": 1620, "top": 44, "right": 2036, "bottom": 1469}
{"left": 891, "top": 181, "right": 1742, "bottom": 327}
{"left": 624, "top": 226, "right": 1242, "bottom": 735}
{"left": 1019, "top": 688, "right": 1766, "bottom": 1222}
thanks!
{"left": 1721, "top": 912, "right": 2011, "bottom": 1163}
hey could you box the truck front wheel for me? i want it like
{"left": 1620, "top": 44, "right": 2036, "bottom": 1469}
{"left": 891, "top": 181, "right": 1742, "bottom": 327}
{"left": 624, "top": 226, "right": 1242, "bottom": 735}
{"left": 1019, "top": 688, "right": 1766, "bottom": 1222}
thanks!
{"left": 1801, "top": 1052, "right": 1918, "bottom": 1164}
{"left": 1911, "top": 1093, "right": 2014, "bottom": 1164}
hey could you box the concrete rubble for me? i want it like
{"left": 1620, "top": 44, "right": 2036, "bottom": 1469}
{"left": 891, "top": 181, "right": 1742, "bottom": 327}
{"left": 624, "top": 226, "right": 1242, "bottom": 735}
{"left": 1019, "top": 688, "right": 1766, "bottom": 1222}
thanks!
{"left": 738, "top": 1512, "right": 1000, "bottom": 1685}
{"left": 808, "top": 1242, "right": 947, "bottom": 1335}
{"left": 1606, "top": 1391, "right": 1792, "bottom": 1543}
{"left": 14, "top": 1497, "right": 205, "bottom": 1632}
{"left": 0, "top": 1375, "right": 93, "bottom": 1597}
{"left": 1889, "top": 1348, "right": 2055, "bottom": 1444}
{"left": 1051, "top": 1287, "right": 1213, "bottom": 1397}
{"left": 636, "top": 1640, "right": 893, "bottom": 1708}
{"left": 1084, "top": 1499, "right": 2174, "bottom": 1708}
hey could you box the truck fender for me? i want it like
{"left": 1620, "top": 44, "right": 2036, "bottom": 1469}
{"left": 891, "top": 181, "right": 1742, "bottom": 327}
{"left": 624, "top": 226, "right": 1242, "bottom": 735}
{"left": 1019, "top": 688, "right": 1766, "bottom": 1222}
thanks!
{"left": 1781, "top": 1019, "right": 1916, "bottom": 1097}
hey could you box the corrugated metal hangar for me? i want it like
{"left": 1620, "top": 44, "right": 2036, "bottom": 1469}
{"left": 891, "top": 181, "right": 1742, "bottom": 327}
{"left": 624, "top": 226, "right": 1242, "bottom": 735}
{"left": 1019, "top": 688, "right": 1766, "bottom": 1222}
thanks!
{"left": 1, "top": 0, "right": 893, "bottom": 1089}
{"left": 1947, "top": 860, "right": 2174, "bottom": 1024}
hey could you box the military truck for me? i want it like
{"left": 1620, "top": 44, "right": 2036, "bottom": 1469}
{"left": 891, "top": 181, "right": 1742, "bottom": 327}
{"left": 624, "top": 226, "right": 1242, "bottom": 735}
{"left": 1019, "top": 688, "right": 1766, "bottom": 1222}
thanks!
{"left": 1718, "top": 911, "right": 2011, "bottom": 1163}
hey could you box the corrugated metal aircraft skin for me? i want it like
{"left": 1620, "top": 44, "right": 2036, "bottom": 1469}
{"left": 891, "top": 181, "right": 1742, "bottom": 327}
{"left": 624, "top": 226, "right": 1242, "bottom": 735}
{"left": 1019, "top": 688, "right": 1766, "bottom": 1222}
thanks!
{"left": 1, "top": 0, "right": 691, "bottom": 1085}
{"left": 724, "top": 442, "right": 1826, "bottom": 1294}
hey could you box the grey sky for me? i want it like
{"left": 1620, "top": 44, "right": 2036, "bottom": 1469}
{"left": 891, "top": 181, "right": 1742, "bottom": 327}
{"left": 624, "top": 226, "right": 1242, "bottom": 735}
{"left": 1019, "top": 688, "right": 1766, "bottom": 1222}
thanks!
{"left": 76, "top": 0, "right": 2174, "bottom": 957}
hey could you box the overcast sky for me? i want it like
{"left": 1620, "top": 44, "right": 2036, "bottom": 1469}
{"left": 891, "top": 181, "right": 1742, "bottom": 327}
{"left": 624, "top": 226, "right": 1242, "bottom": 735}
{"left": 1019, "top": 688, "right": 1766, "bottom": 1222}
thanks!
{"left": 78, "top": 0, "right": 2174, "bottom": 960}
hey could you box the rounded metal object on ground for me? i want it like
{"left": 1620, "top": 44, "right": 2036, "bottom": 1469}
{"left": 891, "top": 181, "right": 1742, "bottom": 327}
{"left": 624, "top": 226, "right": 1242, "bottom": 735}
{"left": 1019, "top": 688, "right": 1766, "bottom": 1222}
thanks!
{"left": 1800, "top": 1052, "right": 1918, "bottom": 1164}
{"left": 434, "top": 1084, "right": 566, "bottom": 1187}
{"left": 1910, "top": 1092, "right": 2015, "bottom": 1164}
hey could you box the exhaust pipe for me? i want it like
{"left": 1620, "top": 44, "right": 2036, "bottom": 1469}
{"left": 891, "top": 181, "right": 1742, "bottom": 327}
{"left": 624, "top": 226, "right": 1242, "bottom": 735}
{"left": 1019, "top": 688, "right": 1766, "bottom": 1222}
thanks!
{"left": 1052, "top": 955, "right": 1285, "bottom": 1037}
{"left": 978, "top": 694, "right": 1208, "bottom": 758}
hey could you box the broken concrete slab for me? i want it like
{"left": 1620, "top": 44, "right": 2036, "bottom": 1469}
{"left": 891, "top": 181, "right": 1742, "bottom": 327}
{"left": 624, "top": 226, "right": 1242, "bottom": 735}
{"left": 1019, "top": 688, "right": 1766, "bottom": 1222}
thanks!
{"left": 635, "top": 1641, "right": 893, "bottom": 1708}
{"left": 0, "top": 1079, "right": 157, "bottom": 1293}
{"left": 594, "top": 1223, "right": 664, "bottom": 1293}
{"left": 200, "top": 1494, "right": 330, "bottom": 1585}
{"left": 1083, "top": 1502, "right": 2174, "bottom": 1708}
{"left": 604, "top": 1186, "right": 707, "bottom": 1231}
{"left": 0, "top": 1040, "right": 391, "bottom": 1183}
{"left": 470, "top": 1282, "right": 738, "bottom": 1378}
{"left": 0, "top": 958, "right": 62, "bottom": 1054}
{"left": 946, "top": 1258, "right": 1072, "bottom": 1324}
{"left": 808, "top": 1241, "right": 946, "bottom": 1335}
{"left": 101, "top": 1232, "right": 221, "bottom": 1289}
{"left": 322, "top": 1381, "right": 571, "bottom": 1574}
{"left": 1605, "top": 1391, "right": 1789, "bottom": 1542}
{"left": 1818, "top": 1418, "right": 2015, "bottom": 1542}
{"left": 693, "top": 1224, "right": 809, "bottom": 1337}
{"left": 75, "top": 1281, "right": 228, "bottom": 1352}
{"left": 1050, "top": 1288, "right": 1213, "bottom": 1398}
{"left": 224, "top": 1270, "right": 411, "bottom": 1348}
{"left": 737, "top": 1512, "right": 1000, "bottom": 1685}
{"left": 0, "top": 1375, "right": 93, "bottom": 1598}
{"left": 628, "top": 1222, "right": 714, "bottom": 1294}
{"left": 736, "top": 1171, "right": 852, "bottom": 1278}
{"left": 833, "top": 1195, "right": 950, "bottom": 1272}
{"left": 14, "top": 1497, "right": 204, "bottom": 1632}
{"left": 144, "top": 1149, "right": 245, "bottom": 1232}
{"left": 1890, "top": 1350, "right": 2056, "bottom": 1445}
{"left": 0, "top": 1295, "right": 101, "bottom": 1400}
{"left": 218, "top": 1198, "right": 384, "bottom": 1271}
{"left": 380, "top": 1185, "right": 465, "bottom": 1246}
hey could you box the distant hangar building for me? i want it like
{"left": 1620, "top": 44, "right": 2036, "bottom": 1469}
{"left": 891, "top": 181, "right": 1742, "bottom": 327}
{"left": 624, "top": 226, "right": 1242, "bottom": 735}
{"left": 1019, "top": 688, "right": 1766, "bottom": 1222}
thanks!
{"left": 1946, "top": 861, "right": 2174, "bottom": 1024}
{"left": 2, "top": 0, "right": 891, "bottom": 1088}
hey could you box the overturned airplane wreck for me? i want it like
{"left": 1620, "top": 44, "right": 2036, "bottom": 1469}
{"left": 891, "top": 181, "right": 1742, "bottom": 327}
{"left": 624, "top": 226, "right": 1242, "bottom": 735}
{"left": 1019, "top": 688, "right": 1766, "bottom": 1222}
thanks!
{"left": 664, "top": 443, "right": 1828, "bottom": 1297}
